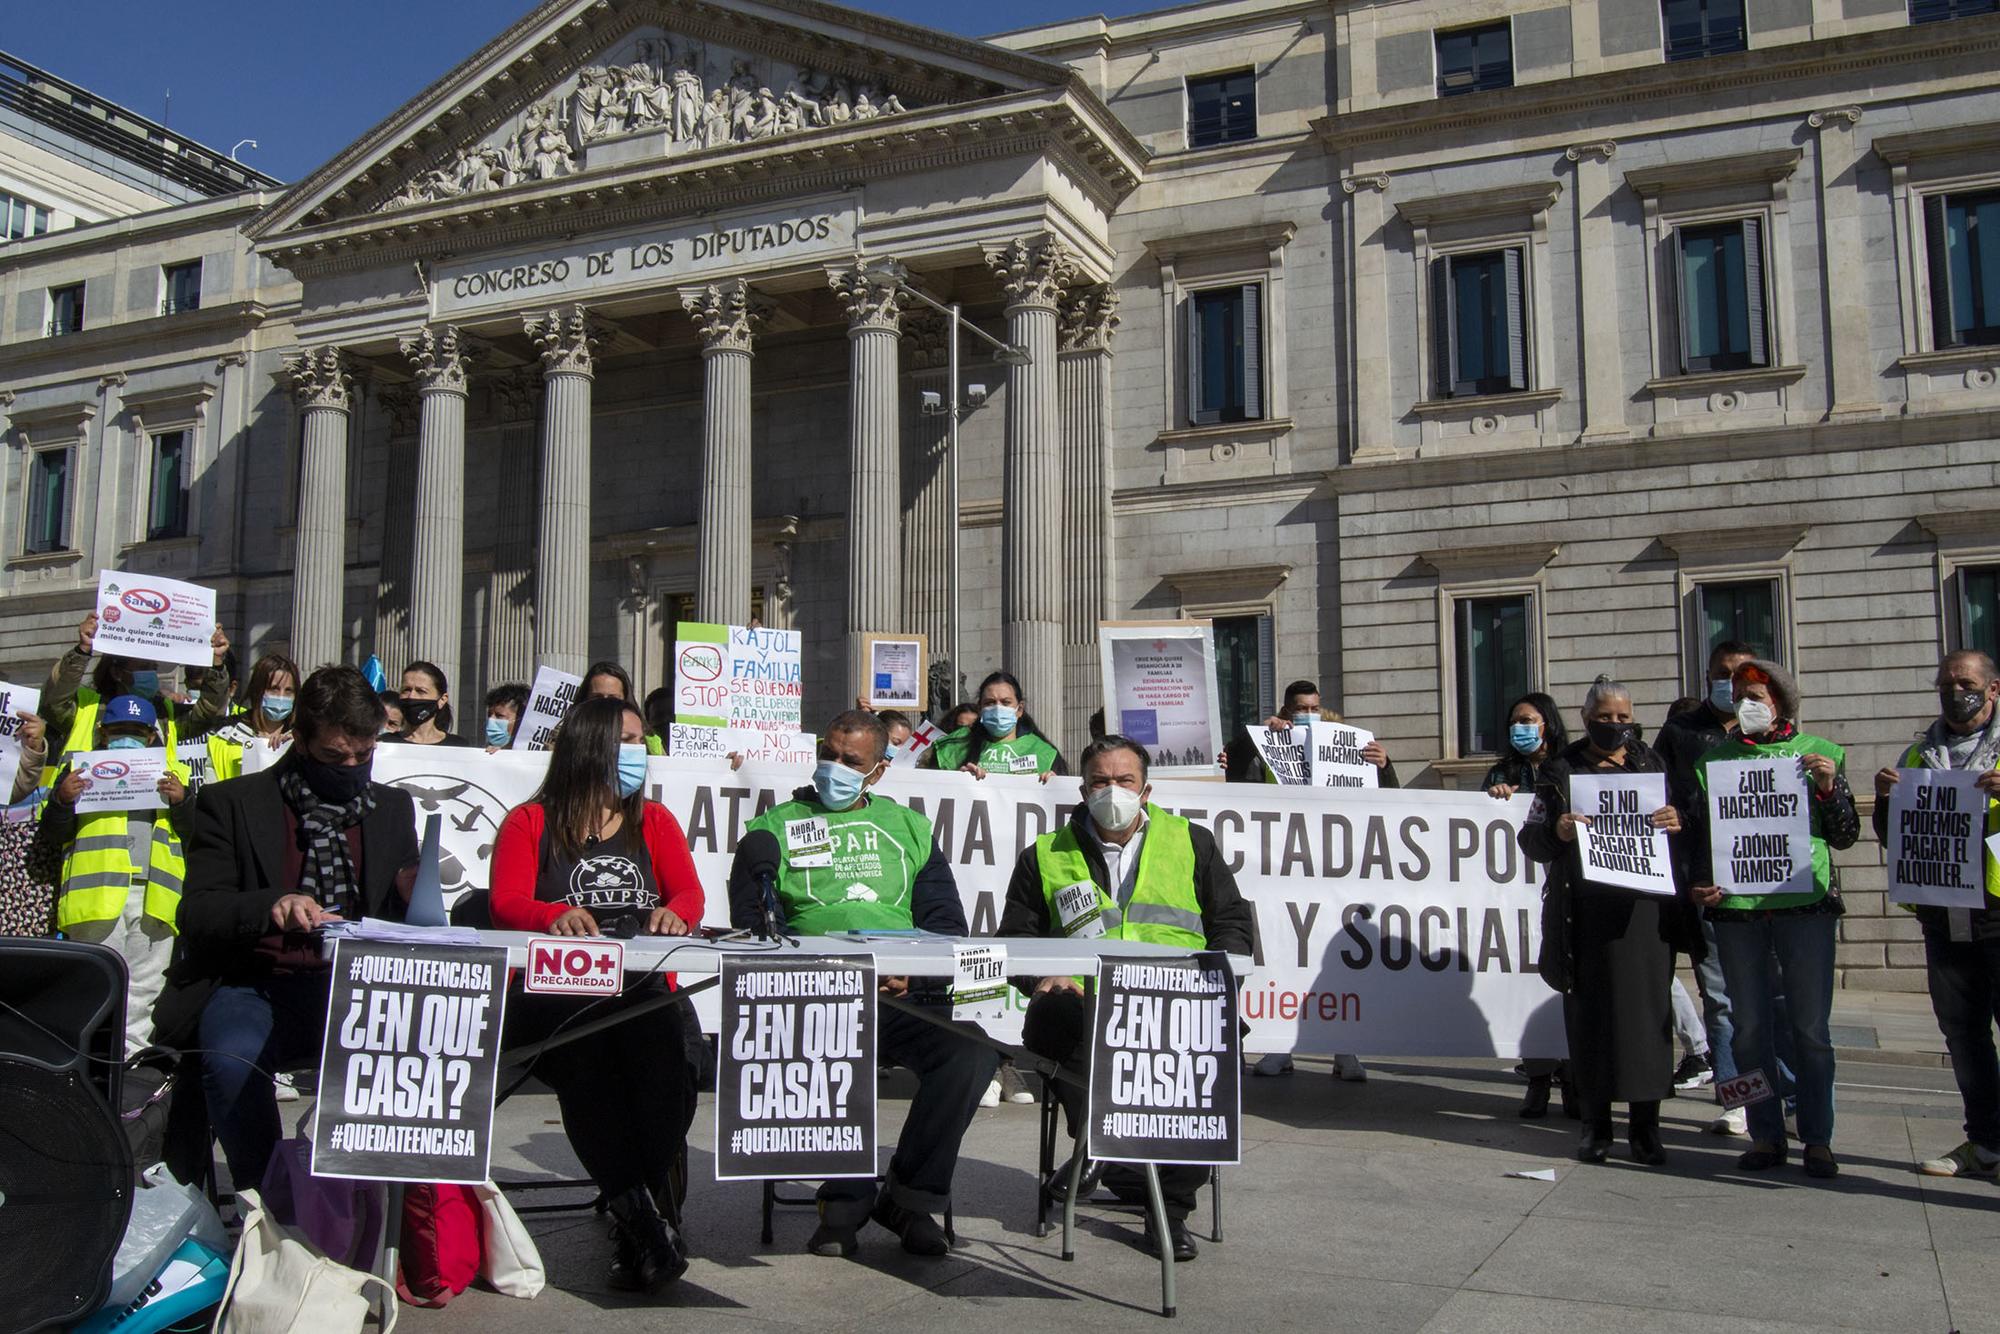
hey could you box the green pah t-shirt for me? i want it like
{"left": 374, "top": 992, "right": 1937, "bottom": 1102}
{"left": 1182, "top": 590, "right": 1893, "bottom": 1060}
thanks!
{"left": 745, "top": 795, "right": 935, "bottom": 934}
{"left": 930, "top": 727, "right": 1060, "bottom": 775}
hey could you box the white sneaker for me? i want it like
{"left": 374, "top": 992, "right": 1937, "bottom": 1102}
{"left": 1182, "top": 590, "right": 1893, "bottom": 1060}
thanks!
{"left": 1709, "top": 1107, "right": 1748, "bottom": 1136}
{"left": 1251, "top": 1053, "right": 1294, "bottom": 1077}
{"left": 999, "top": 1065, "right": 1036, "bottom": 1104}
{"left": 978, "top": 1078, "right": 1002, "bottom": 1108}
{"left": 273, "top": 1071, "right": 301, "bottom": 1104}
{"left": 1334, "top": 1054, "right": 1368, "bottom": 1083}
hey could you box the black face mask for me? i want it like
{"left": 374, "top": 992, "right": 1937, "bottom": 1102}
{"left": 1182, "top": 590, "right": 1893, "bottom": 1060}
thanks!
{"left": 296, "top": 751, "right": 373, "bottom": 804}
{"left": 1943, "top": 688, "right": 1990, "bottom": 728}
{"left": 1585, "top": 719, "right": 1638, "bottom": 753}
{"left": 397, "top": 697, "right": 440, "bottom": 729}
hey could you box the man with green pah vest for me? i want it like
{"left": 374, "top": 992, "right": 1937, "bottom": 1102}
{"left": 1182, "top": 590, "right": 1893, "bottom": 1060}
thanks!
{"left": 728, "top": 709, "right": 999, "bottom": 1259}
{"left": 1872, "top": 651, "right": 2000, "bottom": 1179}
{"left": 1000, "top": 734, "right": 1253, "bottom": 1262}
{"left": 45, "top": 693, "right": 193, "bottom": 1053}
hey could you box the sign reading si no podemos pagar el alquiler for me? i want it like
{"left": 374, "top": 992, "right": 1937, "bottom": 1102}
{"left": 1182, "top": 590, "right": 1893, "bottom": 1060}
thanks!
{"left": 432, "top": 197, "right": 860, "bottom": 319}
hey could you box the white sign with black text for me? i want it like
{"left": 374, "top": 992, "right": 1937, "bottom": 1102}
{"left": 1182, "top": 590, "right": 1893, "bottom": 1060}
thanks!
{"left": 1571, "top": 773, "right": 1675, "bottom": 896}
{"left": 1706, "top": 758, "right": 1814, "bottom": 897}
{"left": 1887, "top": 769, "right": 1988, "bottom": 909}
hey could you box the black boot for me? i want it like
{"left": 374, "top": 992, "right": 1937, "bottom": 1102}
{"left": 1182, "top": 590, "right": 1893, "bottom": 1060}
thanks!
{"left": 1519, "top": 1075, "right": 1552, "bottom": 1119}
{"left": 1628, "top": 1101, "right": 1666, "bottom": 1166}
{"left": 1577, "top": 1106, "right": 1613, "bottom": 1163}
{"left": 1557, "top": 1064, "right": 1580, "bottom": 1120}
{"left": 606, "top": 1185, "right": 688, "bottom": 1291}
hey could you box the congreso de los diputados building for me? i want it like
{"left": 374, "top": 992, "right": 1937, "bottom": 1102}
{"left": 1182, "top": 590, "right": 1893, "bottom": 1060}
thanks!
{"left": 2, "top": 0, "right": 1998, "bottom": 990}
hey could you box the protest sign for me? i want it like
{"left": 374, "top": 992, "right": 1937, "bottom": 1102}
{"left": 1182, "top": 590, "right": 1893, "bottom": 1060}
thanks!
{"left": 669, "top": 722, "right": 735, "bottom": 760}
{"left": 1087, "top": 952, "right": 1241, "bottom": 1165}
{"left": 674, "top": 622, "right": 804, "bottom": 733}
{"left": 175, "top": 741, "right": 218, "bottom": 801}
{"left": 363, "top": 747, "right": 1560, "bottom": 1057}
{"left": 0, "top": 682, "right": 42, "bottom": 783}
{"left": 1311, "top": 721, "right": 1379, "bottom": 789}
{"left": 864, "top": 634, "right": 926, "bottom": 711}
{"left": 891, "top": 718, "right": 944, "bottom": 767}
{"left": 511, "top": 665, "right": 583, "bottom": 750}
{"left": 1250, "top": 725, "right": 1310, "bottom": 785}
{"left": 92, "top": 571, "right": 216, "bottom": 669}
{"left": 523, "top": 937, "right": 625, "bottom": 996}
{"left": 1887, "top": 769, "right": 1988, "bottom": 909}
{"left": 951, "top": 943, "right": 1008, "bottom": 1022}
{"left": 730, "top": 728, "right": 815, "bottom": 767}
{"left": 312, "top": 940, "right": 509, "bottom": 1184}
{"left": 715, "top": 954, "right": 877, "bottom": 1181}
{"left": 1099, "top": 621, "right": 1223, "bottom": 779}
{"left": 70, "top": 748, "right": 169, "bottom": 812}
{"left": 1716, "top": 1069, "right": 1776, "bottom": 1112}
{"left": 1571, "top": 773, "right": 1675, "bottom": 896}
{"left": 1706, "top": 758, "right": 1814, "bottom": 897}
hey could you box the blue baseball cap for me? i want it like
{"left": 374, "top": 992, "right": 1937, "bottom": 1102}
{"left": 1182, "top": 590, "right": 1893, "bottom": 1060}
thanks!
{"left": 105, "top": 695, "right": 158, "bottom": 728}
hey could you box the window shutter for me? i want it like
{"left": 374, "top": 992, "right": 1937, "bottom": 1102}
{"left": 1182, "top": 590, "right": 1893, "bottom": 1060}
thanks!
{"left": 1430, "top": 257, "right": 1453, "bottom": 398}
{"left": 1186, "top": 295, "right": 1210, "bottom": 426}
{"left": 1503, "top": 247, "right": 1527, "bottom": 390}
{"left": 1255, "top": 614, "right": 1275, "bottom": 719}
{"left": 1240, "top": 283, "right": 1263, "bottom": 420}
{"left": 1741, "top": 215, "right": 1768, "bottom": 368}
{"left": 1672, "top": 228, "right": 1694, "bottom": 374}
{"left": 1925, "top": 193, "right": 1958, "bottom": 350}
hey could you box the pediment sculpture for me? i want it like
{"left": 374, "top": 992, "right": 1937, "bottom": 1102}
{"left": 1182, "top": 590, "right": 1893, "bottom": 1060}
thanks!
{"left": 378, "top": 33, "right": 915, "bottom": 212}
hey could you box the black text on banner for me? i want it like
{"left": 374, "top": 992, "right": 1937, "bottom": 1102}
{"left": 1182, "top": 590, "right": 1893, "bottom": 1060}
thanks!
{"left": 1087, "top": 951, "right": 1242, "bottom": 1166}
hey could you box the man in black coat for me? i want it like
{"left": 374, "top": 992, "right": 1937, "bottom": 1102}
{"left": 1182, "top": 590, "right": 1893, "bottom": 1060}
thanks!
{"left": 156, "top": 665, "right": 418, "bottom": 1189}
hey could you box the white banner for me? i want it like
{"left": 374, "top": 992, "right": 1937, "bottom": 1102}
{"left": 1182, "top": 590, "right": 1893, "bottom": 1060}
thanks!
{"left": 1571, "top": 773, "right": 1675, "bottom": 896}
{"left": 1706, "top": 757, "right": 1813, "bottom": 897}
{"left": 357, "top": 748, "right": 1561, "bottom": 1058}
{"left": 1887, "top": 768, "right": 1988, "bottom": 909}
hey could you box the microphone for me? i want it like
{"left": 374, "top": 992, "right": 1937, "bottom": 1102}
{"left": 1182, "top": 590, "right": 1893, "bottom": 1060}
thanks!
{"left": 737, "top": 829, "right": 789, "bottom": 942}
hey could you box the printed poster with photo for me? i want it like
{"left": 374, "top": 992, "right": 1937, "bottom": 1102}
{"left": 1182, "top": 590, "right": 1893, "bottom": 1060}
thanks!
{"left": 1099, "top": 621, "right": 1223, "bottom": 779}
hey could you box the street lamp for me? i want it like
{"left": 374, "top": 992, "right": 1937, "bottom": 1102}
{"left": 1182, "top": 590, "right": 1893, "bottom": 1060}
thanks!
{"left": 890, "top": 274, "right": 1027, "bottom": 717}
{"left": 229, "top": 138, "right": 258, "bottom": 162}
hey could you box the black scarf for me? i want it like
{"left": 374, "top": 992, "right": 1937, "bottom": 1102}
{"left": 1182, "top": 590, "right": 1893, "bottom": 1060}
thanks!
{"left": 278, "top": 767, "right": 376, "bottom": 913}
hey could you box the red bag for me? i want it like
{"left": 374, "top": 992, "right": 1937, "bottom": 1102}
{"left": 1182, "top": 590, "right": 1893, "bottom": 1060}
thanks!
{"left": 396, "top": 1182, "right": 482, "bottom": 1307}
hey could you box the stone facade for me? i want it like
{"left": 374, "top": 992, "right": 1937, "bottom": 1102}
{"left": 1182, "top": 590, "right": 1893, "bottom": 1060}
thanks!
{"left": 6, "top": 0, "right": 2000, "bottom": 991}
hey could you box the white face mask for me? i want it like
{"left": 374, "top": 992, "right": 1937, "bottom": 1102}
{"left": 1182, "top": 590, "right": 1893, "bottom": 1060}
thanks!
{"left": 1735, "top": 698, "right": 1777, "bottom": 736}
{"left": 1087, "top": 785, "right": 1144, "bottom": 832}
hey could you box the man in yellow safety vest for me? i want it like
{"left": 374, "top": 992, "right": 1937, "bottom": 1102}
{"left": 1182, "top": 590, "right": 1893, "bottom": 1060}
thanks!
{"left": 1000, "top": 734, "right": 1253, "bottom": 1262}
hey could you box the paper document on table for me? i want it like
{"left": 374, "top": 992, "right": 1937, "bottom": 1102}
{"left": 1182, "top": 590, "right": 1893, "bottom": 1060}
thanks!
{"left": 322, "top": 919, "right": 483, "bottom": 946}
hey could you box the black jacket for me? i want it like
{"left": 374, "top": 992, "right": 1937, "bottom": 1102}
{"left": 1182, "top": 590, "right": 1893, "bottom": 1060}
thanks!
{"left": 998, "top": 806, "right": 1255, "bottom": 983}
{"left": 153, "top": 754, "right": 419, "bottom": 1045}
{"left": 1655, "top": 704, "right": 1733, "bottom": 816}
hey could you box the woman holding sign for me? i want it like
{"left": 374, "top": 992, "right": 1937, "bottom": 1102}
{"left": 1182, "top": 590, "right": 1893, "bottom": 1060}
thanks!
{"left": 489, "top": 695, "right": 704, "bottom": 1292}
{"left": 1521, "top": 677, "right": 1698, "bottom": 1165}
{"left": 1691, "top": 659, "right": 1858, "bottom": 1179}
{"left": 928, "top": 670, "right": 1065, "bottom": 780}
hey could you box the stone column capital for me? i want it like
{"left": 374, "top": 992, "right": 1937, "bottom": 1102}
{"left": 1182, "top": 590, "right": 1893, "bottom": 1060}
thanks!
{"left": 491, "top": 368, "right": 544, "bottom": 422}
{"left": 680, "top": 279, "right": 770, "bottom": 355}
{"left": 398, "top": 325, "right": 477, "bottom": 395}
{"left": 829, "top": 260, "right": 908, "bottom": 334}
{"left": 1563, "top": 140, "right": 1618, "bottom": 163}
{"left": 522, "top": 305, "right": 602, "bottom": 377}
{"left": 1340, "top": 172, "right": 1390, "bottom": 195}
{"left": 281, "top": 345, "right": 352, "bottom": 413}
{"left": 984, "top": 235, "right": 1076, "bottom": 314}
{"left": 377, "top": 385, "right": 420, "bottom": 436}
{"left": 1059, "top": 285, "right": 1120, "bottom": 354}
{"left": 1807, "top": 106, "right": 1863, "bottom": 131}
{"left": 902, "top": 309, "right": 950, "bottom": 371}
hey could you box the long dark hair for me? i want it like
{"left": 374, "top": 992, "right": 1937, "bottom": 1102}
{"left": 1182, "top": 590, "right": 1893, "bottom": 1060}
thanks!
{"left": 402, "top": 659, "right": 454, "bottom": 731}
{"left": 242, "top": 651, "right": 302, "bottom": 732}
{"left": 965, "top": 670, "right": 1068, "bottom": 774}
{"left": 1492, "top": 690, "right": 1564, "bottom": 787}
{"left": 584, "top": 660, "right": 635, "bottom": 703}
{"left": 526, "top": 696, "right": 646, "bottom": 861}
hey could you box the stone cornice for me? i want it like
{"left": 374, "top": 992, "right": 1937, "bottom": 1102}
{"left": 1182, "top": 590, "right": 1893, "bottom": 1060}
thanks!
{"left": 1624, "top": 148, "right": 1802, "bottom": 199}
{"left": 1143, "top": 222, "right": 1296, "bottom": 263}
{"left": 1395, "top": 181, "right": 1562, "bottom": 229}
{"left": 0, "top": 301, "right": 271, "bottom": 376}
{"left": 3, "top": 399, "right": 97, "bottom": 439}
{"left": 1873, "top": 119, "right": 2000, "bottom": 166}
{"left": 1659, "top": 524, "right": 1808, "bottom": 566}
{"left": 1918, "top": 509, "right": 2000, "bottom": 546}
{"left": 1416, "top": 541, "right": 1560, "bottom": 578}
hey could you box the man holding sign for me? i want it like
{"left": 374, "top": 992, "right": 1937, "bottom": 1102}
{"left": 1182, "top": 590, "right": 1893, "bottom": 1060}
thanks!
{"left": 1691, "top": 659, "right": 1858, "bottom": 1179}
{"left": 1001, "top": 735, "right": 1253, "bottom": 1261}
{"left": 1871, "top": 652, "right": 2000, "bottom": 1179}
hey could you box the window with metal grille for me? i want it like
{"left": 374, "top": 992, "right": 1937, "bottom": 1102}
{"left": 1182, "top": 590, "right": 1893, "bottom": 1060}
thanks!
{"left": 149, "top": 430, "right": 190, "bottom": 540}
{"left": 1456, "top": 595, "right": 1531, "bottom": 756}
{"left": 1430, "top": 248, "right": 1528, "bottom": 397}
{"left": 1436, "top": 22, "right": 1512, "bottom": 96}
{"left": 162, "top": 260, "right": 202, "bottom": 315}
{"left": 1186, "top": 284, "right": 1264, "bottom": 425}
{"left": 1663, "top": 0, "right": 1747, "bottom": 59}
{"left": 1926, "top": 189, "right": 2000, "bottom": 349}
{"left": 47, "top": 283, "right": 84, "bottom": 336}
{"left": 25, "top": 449, "right": 72, "bottom": 554}
{"left": 1675, "top": 218, "right": 1770, "bottom": 372}
{"left": 1696, "top": 579, "right": 1780, "bottom": 663}
{"left": 1187, "top": 70, "right": 1256, "bottom": 148}
{"left": 1961, "top": 566, "right": 1999, "bottom": 661}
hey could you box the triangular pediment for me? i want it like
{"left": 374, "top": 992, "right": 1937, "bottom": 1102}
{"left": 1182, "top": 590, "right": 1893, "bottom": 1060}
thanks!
{"left": 250, "top": 0, "right": 1086, "bottom": 240}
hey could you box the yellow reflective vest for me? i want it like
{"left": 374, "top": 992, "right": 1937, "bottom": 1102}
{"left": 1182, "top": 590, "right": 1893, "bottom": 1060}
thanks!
{"left": 1033, "top": 807, "right": 1207, "bottom": 949}
{"left": 54, "top": 748, "right": 191, "bottom": 935}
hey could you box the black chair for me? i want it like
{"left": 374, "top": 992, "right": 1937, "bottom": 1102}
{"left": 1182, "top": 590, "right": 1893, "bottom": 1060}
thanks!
{"left": 1033, "top": 1074, "right": 1222, "bottom": 1243}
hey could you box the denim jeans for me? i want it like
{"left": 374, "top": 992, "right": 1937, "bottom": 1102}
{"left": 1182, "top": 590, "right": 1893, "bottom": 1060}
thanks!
{"left": 1713, "top": 913, "right": 1837, "bottom": 1147}
{"left": 198, "top": 972, "right": 333, "bottom": 1189}
{"left": 1920, "top": 917, "right": 2000, "bottom": 1150}
{"left": 1693, "top": 917, "right": 1738, "bottom": 1082}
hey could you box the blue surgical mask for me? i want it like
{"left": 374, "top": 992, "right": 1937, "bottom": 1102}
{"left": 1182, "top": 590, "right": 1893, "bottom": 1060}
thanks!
{"left": 1708, "top": 678, "right": 1737, "bottom": 715}
{"left": 813, "top": 759, "right": 869, "bottom": 810}
{"left": 1290, "top": 712, "right": 1316, "bottom": 727}
{"left": 106, "top": 735, "right": 147, "bottom": 751}
{"left": 1508, "top": 722, "right": 1542, "bottom": 754}
{"left": 485, "top": 717, "right": 513, "bottom": 748}
{"left": 980, "top": 704, "right": 1018, "bottom": 737}
{"left": 262, "top": 694, "right": 295, "bottom": 722}
{"left": 615, "top": 743, "right": 648, "bottom": 799}
{"left": 130, "top": 670, "right": 159, "bottom": 698}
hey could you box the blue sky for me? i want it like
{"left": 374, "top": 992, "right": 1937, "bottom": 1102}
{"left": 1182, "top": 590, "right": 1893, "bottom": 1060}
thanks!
{"left": 7, "top": 0, "right": 1148, "bottom": 184}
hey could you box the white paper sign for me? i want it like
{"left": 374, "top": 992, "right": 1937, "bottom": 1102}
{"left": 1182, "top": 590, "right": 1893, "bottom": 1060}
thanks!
{"left": 1571, "top": 773, "right": 1675, "bottom": 896}
{"left": 175, "top": 740, "right": 219, "bottom": 799}
{"left": 891, "top": 718, "right": 943, "bottom": 767}
{"left": 673, "top": 622, "right": 803, "bottom": 733}
{"left": 524, "top": 936, "right": 625, "bottom": 996}
{"left": 92, "top": 571, "right": 216, "bottom": 669}
{"left": 1888, "top": 769, "right": 1988, "bottom": 909}
{"left": 1706, "top": 757, "right": 1814, "bottom": 897}
{"left": 1251, "top": 725, "right": 1310, "bottom": 785}
{"left": 728, "top": 729, "right": 815, "bottom": 767}
{"left": 1311, "top": 721, "right": 1380, "bottom": 789}
{"left": 668, "top": 722, "right": 735, "bottom": 759}
{"left": 951, "top": 943, "right": 1009, "bottom": 1022}
{"left": 0, "top": 682, "right": 43, "bottom": 783}
{"left": 70, "top": 747, "right": 170, "bottom": 812}
{"left": 511, "top": 665, "right": 584, "bottom": 751}
{"left": 1099, "top": 621, "right": 1224, "bottom": 779}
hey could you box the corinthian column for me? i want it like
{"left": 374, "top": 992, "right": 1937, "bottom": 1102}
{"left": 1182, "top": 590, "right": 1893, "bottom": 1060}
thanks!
{"left": 398, "top": 325, "right": 474, "bottom": 692}
{"left": 522, "top": 306, "right": 600, "bottom": 676}
{"left": 281, "top": 346, "right": 352, "bottom": 670}
{"left": 681, "top": 280, "right": 766, "bottom": 625}
{"left": 831, "top": 261, "right": 906, "bottom": 701}
{"left": 1059, "top": 284, "right": 1119, "bottom": 746}
{"left": 985, "top": 235, "right": 1074, "bottom": 749}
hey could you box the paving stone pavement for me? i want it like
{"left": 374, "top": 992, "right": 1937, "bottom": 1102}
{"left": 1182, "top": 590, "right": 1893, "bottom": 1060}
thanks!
{"left": 394, "top": 998, "right": 2000, "bottom": 1334}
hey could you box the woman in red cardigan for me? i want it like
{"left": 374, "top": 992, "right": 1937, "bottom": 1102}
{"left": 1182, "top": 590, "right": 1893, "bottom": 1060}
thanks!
{"left": 491, "top": 695, "right": 704, "bottom": 1293}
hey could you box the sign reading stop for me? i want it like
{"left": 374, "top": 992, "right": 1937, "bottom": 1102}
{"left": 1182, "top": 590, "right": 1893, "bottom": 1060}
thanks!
{"left": 524, "top": 937, "right": 626, "bottom": 996}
